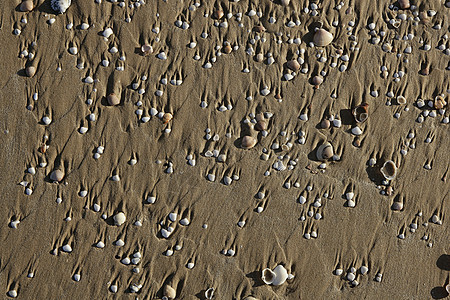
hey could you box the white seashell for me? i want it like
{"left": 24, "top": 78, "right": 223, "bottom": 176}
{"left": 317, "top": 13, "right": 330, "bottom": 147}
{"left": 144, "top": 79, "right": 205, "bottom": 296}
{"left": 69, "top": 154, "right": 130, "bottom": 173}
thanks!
{"left": 351, "top": 126, "right": 362, "bottom": 135}
{"left": 103, "top": 27, "right": 113, "bottom": 38}
{"left": 51, "top": 0, "right": 71, "bottom": 14}
{"left": 272, "top": 265, "right": 289, "bottom": 285}
{"left": 111, "top": 174, "right": 120, "bottom": 181}
{"left": 42, "top": 116, "right": 52, "bottom": 125}
{"left": 313, "top": 29, "right": 333, "bottom": 46}
{"left": 121, "top": 257, "right": 130, "bottom": 265}
{"left": 8, "top": 290, "right": 17, "bottom": 298}
{"left": 381, "top": 160, "right": 397, "bottom": 180}
{"left": 157, "top": 52, "right": 167, "bottom": 60}
{"left": 79, "top": 126, "right": 88, "bottom": 134}
{"left": 345, "top": 192, "right": 354, "bottom": 200}
{"left": 360, "top": 266, "right": 369, "bottom": 275}
{"left": 113, "top": 212, "right": 126, "bottom": 226}
{"left": 84, "top": 76, "right": 94, "bottom": 84}
{"left": 115, "top": 239, "right": 124, "bottom": 246}
{"left": 168, "top": 212, "right": 177, "bottom": 222}
{"left": 10, "top": 220, "right": 20, "bottom": 228}
{"left": 347, "top": 200, "right": 356, "bottom": 207}
{"left": 262, "top": 268, "right": 276, "bottom": 285}
{"left": 179, "top": 218, "right": 190, "bottom": 226}
{"left": 73, "top": 274, "right": 81, "bottom": 281}
{"left": 316, "top": 142, "right": 334, "bottom": 161}
{"left": 110, "top": 285, "right": 118, "bottom": 293}
{"left": 80, "top": 23, "right": 89, "bottom": 30}
{"left": 69, "top": 46, "right": 78, "bottom": 55}
{"left": 62, "top": 244, "right": 72, "bottom": 252}
{"left": 260, "top": 87, "right": 270, "bottom": 96}
{"left": 96, "top": 241, "right": 105, "bottom": 248}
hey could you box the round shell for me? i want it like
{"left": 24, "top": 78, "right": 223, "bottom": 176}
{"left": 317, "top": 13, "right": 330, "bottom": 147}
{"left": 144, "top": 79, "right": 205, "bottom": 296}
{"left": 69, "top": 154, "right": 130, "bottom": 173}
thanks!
{"left": 50, "top": 169, "right": 64, "bottom": 182}
{"left": 223, "top": 45, "right": 232, "bottom": 54}
{"left": 352, "top": 103, "right": 369, "bottom": 123}
{"left": 26, "top": 66, "right": 36, "bottom": 77}
{"left": 320, "top": 119, "right": 330, "bottom": 129}
{"left": 398, "top": 0, "right": 410, "bottom": 9}
{"left": 434, "top": 96, "right": 447, "bottom": 109}
{"left": 214, "top": 9, "right": 224, "bottom": 19}
{"left": 381, "top": 160, "right": 397, "bottom": 180}
{"left": 396, "top": 96, "right": 406, "bottom": 105}
{"left": 312, "top": 75, "right": 323, "bottom": 87}
{"left": 141, "top": 44, "right": 153, "bottom": 56}
{"left": 163, "top": 285, "right": 176, "bottom": 299}
{"left": 272, "top": 265, "right": 288, "bottom": 286}
{"left": 51, "top": 0, "right": 71, "bottom": 14}
{"left": 316, "top": 142, "right": 334, "bottom": 161}
{"left": 261, "top": 268, "right": 276, "bottom": 285}
{"left": 241, "top": 136, "right": 257, "bottom": 149}
{"left": 286, "top": 60, "right": 300, "bottom": 72}
{"left": 162, "top": 113, "right": 173, "bottom": 124}
{"left": 107, "top": 93, "right": 120, "bottom": 106}
{"left": 113, "top": 212, "right": 126, "bottom": 226}
{"left": 255, "top": 120, "right": 267, "bottom": 131}
{"left": 20, "top": 0, "right": 34, "bottom": 12}
{"left": 313, "top": 29, "right": 333, "bottom": 47}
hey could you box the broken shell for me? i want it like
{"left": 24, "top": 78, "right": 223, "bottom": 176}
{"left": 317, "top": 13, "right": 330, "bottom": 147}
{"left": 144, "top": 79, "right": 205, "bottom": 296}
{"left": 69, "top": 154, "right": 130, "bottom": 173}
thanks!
{"left": 113, "top": 212, "right": 126, "bottom": 226}
{"left": 162, "top": 113, "right": 173, "bottom": 124}
{"left": 313, "top": 29, "right": 333, "bottom": 47}
{"left": 391, "top": 201, "right": 403, "bottom": 211}
{"left": 241, "top": 136, "right": 257, "bottom": 149}
{"left": 312, "top": 75, "right": 323, "bottom": 88}
{"left": 352, "top": 103, "right": 369, "bottom": 123}
{"left": 255, "top": 120, "right": 267, "bottom": 131}
{"left": 107, "top": 93, "right": 120, "bottom": 106}
{"left": 223, "top": 44, "right": 232, "bottom": 54}
{"left": 316, "top": 142, "right": 334, "bottom": 161}
{"left": 272, "top": 265, "right": 289, "bottom": 285}
{"left": 141, "top": 44, "right": 153, "bottom": 56}
{"left": 398, "top": 0, "right": 410, "bottom": 9}
{"left": 26, "top": 66, "right": 36, "bottom": 77}
{"left": 397, "top": 96, "right": 406, "bottom": 105}
{"left": 434, "top": 96, "right": 447, "bottom": 109}
{"left": 204, "top": 288, "right": 214, "bottom": 299}
{"left": 381, "top": 160, "right": 397, "bottom": 180}
{"left": 163, "top": 285, "right": 176, "bottom": 299}
{"left": 50, "top": 169, "right": 64, "bottom": 182}
{"left": 20, "top": 0, "right": 34, "bottom": 12}
{"left": 286, "top": 60, "right": 300, "bottom": 72}
{"left": 261, "top": 268, "right": 276, "bottom": 285}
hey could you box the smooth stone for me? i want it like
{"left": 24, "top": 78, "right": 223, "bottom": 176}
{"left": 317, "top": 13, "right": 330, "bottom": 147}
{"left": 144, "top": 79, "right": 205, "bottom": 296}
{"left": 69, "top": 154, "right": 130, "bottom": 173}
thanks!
{"left": 20, "top": 0, "right": 34, "bottom": 11}
{"left": 107, "top": 93, "right": 120, "bottom": 106}
{"left": 50, "top": 169, "right": 64, "bottom": 182}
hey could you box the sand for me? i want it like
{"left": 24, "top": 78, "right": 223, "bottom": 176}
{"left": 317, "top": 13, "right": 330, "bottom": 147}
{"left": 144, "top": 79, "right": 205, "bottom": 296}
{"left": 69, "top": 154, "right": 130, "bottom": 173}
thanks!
{"left": 0, "top": 0, "right": 449, "bottom": 299}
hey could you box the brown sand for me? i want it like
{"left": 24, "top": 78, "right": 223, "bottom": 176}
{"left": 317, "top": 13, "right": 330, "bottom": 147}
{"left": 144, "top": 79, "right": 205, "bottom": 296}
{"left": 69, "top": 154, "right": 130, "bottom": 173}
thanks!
{"left": 0, "top": 0, "right": 449, "bottom": 299}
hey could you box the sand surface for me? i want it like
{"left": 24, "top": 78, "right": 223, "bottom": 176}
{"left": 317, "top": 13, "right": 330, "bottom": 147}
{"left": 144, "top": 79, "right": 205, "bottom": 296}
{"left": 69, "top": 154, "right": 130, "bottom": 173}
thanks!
{"left": 0, "top": 0, "right": 449, "bottom": 299}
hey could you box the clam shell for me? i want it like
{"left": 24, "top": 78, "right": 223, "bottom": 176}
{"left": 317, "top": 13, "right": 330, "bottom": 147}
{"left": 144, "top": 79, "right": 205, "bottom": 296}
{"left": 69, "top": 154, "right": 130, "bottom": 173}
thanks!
{"left": 141, "top": 44, "right": 153, "bottom": 55}
{"left": 204, "top": 288, "right": 214, "bottom": 299}
{"left": 434, "top": 96, "right": 447, "bottom": 109}
{"left": 261, "top": 268, "right": 276, "bottom": 285}
{"left": 320, "top": 119, "right": 330, "bottom": 129}
{"left": 398, "top": 0, "right": 410, "bottom": 9}
{"left": 381, "top": 160, "right": 397, "bottom": 180}
{"left": 272, "top": 265, "right": 288, "bottom": 285}
{"left": 163, "top": 285, "right": 176, "bottom": 299}
{"left": 223, "top": 44, "right": 232, "bottom": 54}
{"left": 214, "top": 9, "right": 224, "bottom": 19}
{"left": 20, "top": 0, "right": 34, "bottom": 12}
{"left": 241, "top": 136, "right": 257, "bottom": 149}
{"left": 113, "top": 212, "right": 126, "bottom": 226}
{"left": 396, "top": 96, "right": 406, "bottom": 105}
{"left": 255, "top": 120, "right": 267, "bottom": 131}
{"left": 50, "top": 169, "right": 64, "bottom": 182}
{"left": 286, "top": 60, "right": 300, "bottom": 72}
{"left": 313, "top": 29, "right": 333, "bottom": 47}
{"left": 391, "top": 201, "right": 403, "bottom": 211}
{"left": 162, "top": 113, "right": 173, "bottom": 124}
{"left": 352, "top": 103, "right": 369, "bottom": 123}
{"left": 107, "top": 93, "right": 120, "bottom": 106}
{"left": 51, "top": 0, "right": 71, "bottom": 14}
{"left": 316, "top": 142, "right": 334, "bottom": 161}
{"left": 312, "top": 75, "right": 323, "bottom": 87}
{"left": 26, "top": 66, "right": 36, "bottom": 77}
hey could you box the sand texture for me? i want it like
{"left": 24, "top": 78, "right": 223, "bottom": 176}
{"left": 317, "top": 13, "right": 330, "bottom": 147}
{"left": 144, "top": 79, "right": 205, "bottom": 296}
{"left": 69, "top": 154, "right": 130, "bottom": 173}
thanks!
{"left": 0, "top": 0, "right": 449, "bottom": 299}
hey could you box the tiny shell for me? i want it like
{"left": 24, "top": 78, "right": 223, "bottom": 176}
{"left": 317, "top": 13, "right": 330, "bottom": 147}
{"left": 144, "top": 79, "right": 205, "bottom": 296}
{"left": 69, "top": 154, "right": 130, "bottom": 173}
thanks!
{"left": 107, "top": 93, "right": 120, "bottom": 106}
{"left": 272, "top": 265, "right": 288, "bottom": 285}
{"left": 205, "top": 288, "right": 214, "bottom": 299}
{"left": 113, "top": 212, "right": 126, "bottom": 226}
{"left": 214, "top": 9, "right": 224, "bottom": 19}
{"left": 223, "top": 45, "right": 232, "bottom": 54}
{"left": 241, "top": 136, "right": 257, "bottom": 149}
{"left": 398, "top": 0, "right": 410, "bottom": 9}
{"left": 381, "top": 160, "right": 397, "bottom": 180}
{"left": 313, "top": 29, "right": 333, "bottom": 47}
{"left": 312, "top": 75, "right": 323, "bottom": 88}
{"left": 320, "top": 119, "right": 330, "bottom": 129}
{"left": 287, "top": 60, "right": 300, "bottom": 71}
{"left": 162, "top": 113, "right": 173, "bottom": 124}
{"left": 316, "top": 142, "right": 333, "bottom": 161}
{"left": 434, "top": 96, "right": 447, "bottom": 109}
{"left": 352, "top": 103, "right": 369, "bottom": 123}
{"left": 20, "top": 0, "right": 34, "bottom": 12}
{"left": 26, "top": 66, "right": 36, "bottom": 77}
{"left": 255, "top": 120, "right": 267, "bottom": 131}
{"left": 397, "top": 96, "right": 406, "bottom": 105}
{"left": 163, "top": 285, "right": 176, "bottom": 299}
{"left": 50, "top": 169, "right": 64, "bottom": 182}
{"left": 141, "top": 44, "right": 153, "bottom": 56}
{"left": 391, "top": 201, "right": 403, "bottom": 211}
{"left": 262, "top": 268, "right": 276, "bottom": 285}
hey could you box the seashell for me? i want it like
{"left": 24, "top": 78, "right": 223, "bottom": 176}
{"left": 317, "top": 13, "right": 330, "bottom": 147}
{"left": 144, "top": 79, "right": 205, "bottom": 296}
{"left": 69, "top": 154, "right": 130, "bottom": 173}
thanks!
{"left": 51, "top": 0, "right": 71, "bottom": 14}
{"left": 396, "top": 96, "right": 406, "bottom": 105}
{"left": 214, "top": 9, "right": 224, "bottom": 19}
{"left": 113, "top": 212, "right": 126, "bottom": 226}
{"left": 280, "top": 0, "right": 290, "bottom": 5}
{"left": 26, "top": 66, "right": 36, "bottom": 77}
{"left": 352, "top": 103, "right": 369, "bottom": 123}
{"left": 205, "top": 288, "right": 214, "bottom": 299}
{"left": 312, "top": 75, "right": 323, "bottom": 88}
{"left": 223, "top": 44, "right": 232, "bottom": 54}
{"left": 272, "top": 265, "right": 288, "bottom": 285}
{"left": 391, "top": 201, "right": 403, "bottom": 211}
{"left": 286, "top": 60, "right": 300, "bottom": 72}
{"left": 107, "top": 93, "right": 120, "bottom": 106}
{"left": 255, "top": 120, "right": 267, "bottom": 131}
{"left": 316, "top": 142, "right": 334, "bottom": 161}
{"left": 253, "top": 25, "right": 266, "bottom": 33}
{"left": 141, "top": 44, "right": 153, "bottom": 56}
{"left": 313, "top": 29, "right": 333, "bottom": 47}
{"left": 320, "top": 119, "right": 330, "bottom": 129}
{"left": 241, "top": 136, "right": 257, "bottom": 149}
{"left": 446, "top": 283, "right": 450, "bottom": 294}
{"left": 50, "top": 169, "right": 64, "bottom": 182}
{"left": 261, "top": 268, "right": 276, "bottom": 285}
{"left": 162, "top": 113, "right": 173, "bottom": 124}
{"left": 255, "top": 53, "right": 264, "bottom": 62}
{"left": 434, "top": 96, "right": 447, "bottom": 109}
{"left": 20, "top": 0, "right": 34, "bottom": 12}
{"left": 244, "top": 297, "right": 259, "bottom": 300}
{"left": 382, "top": 43, "right": 392, "bottom": 52}
{"left": 381, "top": 160, "right": 397, "bottom": 180}
{"left": 163, "top": 285, "right": 176, "bottom": 299}
{"left": 398, "top": 0, "right": 410, "bottom": 9}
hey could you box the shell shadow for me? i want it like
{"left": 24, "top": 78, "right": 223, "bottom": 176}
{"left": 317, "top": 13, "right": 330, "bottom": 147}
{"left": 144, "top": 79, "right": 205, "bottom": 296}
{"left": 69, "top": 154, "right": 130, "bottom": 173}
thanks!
{"left": 431, "top": 287, "right": 448, "bottom": 299}
{"left": 37, "top": 0, "right": 55, "bottom": 14}
{"left": 245, "top": 271, "right": 265, "bottom": 287}
{"left": 437, "top": 254, "right": 450, "bottom": 271}
{"left": 365, "top": 163, "right": 385, "bottom": 186}
{"left": 339, "top": 109, "right": 354, "bottom": 125}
